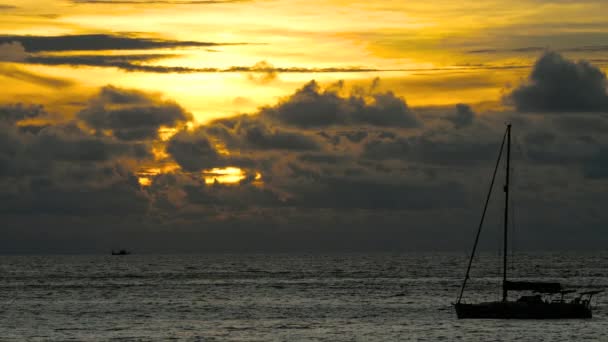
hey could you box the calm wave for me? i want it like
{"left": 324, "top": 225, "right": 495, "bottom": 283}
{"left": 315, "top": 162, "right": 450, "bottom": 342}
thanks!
{"left": 1, "top": 253, "right": 606, "bottom": 341}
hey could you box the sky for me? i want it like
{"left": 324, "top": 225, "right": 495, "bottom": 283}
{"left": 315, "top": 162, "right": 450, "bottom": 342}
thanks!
{"left": 1, "top": 0, "right": 608, "bottom": 253}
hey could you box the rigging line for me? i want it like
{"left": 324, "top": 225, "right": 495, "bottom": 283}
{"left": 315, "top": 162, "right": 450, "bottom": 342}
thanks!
{"left": 510, "top": 135, "right": 518, "bottom": 274}
{"left": 511, "top": 133, "right": 526, "bottom": 274}
{"left": 456, "top": 127, "right": 508, "bottom": 304}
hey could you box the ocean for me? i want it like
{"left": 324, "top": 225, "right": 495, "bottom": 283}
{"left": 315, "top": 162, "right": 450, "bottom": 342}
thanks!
{"left": 1, "top": 253, "right": 606, "bottom": 341}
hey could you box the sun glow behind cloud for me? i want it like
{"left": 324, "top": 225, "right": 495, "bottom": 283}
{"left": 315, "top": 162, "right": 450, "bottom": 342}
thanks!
{"left": 203, "top": 167, "right": 246, "bottom": 185}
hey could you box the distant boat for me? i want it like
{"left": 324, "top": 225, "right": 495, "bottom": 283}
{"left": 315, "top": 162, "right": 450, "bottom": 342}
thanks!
{"left": 111, "top": 249, "right": 131, "bottom": 256}
{"left": 454, "top": 124, "right": 602, "bottom": 319}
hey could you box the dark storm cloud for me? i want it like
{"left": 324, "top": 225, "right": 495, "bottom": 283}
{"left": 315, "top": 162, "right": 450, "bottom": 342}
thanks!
{"left": 0, "top": 164, "right": 149, "bottom": 216}
{"left": 0, "top": 96, "right": 157, "bottom": 219}
{"left": 0, "top": 34, "right": 242, "bottom": 53}
{"left": 362, "top": 133, "right": 500, "bottom": 166}
{"left": 0, "top": 103, "right": 46, "bottom": 122}
{"left": 523, "top": 136, "right": 597, "bottom": 165}
{"left": 203, "top": 116, "right": 321, "bottom": 151}
{"left": 166, "top": 130, "right": 225, "bottom": 171}
{"left": 290, "top": 177, "right": 467, "bottom": 210}
{"left": 508, "top": 51, "right": 608, "bottom": 112}
{"left": 240, "top": 123, "right": 320, "bottom": 151}
{"left": 4, "top": 54, "right": 608, "bottom": 252}
{"left": 182, "top": 181, "right": 285, "bottom": 209}
{"left": 339, "top": 130, "right": 368, "bottom": 142}
{"left": 446, "top": 104, "right": 475, "bottom": 128}
{"left": 27, "top": 123, "right": 151, "bottom": 162}
{"left": 552, "top": 114, "right": 608, "bottom": 135}
{"left": 262, "top": 80, "right": 421, "bottom": 128}
{"left": 0, "top": 120, "right": 150, "bottom": 178}
{"left": 297, "top": 152, "right": 350, "bottom": 165}
{"left": 584, "top": 148, "right": 608, "bottom": 179}
{"left": 77, "top": 85, "right": 192, "bottom": 141}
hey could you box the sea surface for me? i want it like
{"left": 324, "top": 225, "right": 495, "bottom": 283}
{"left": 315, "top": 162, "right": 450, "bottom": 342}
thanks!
{"left": 1, "top": 252, "right": 606, "bottom": 341}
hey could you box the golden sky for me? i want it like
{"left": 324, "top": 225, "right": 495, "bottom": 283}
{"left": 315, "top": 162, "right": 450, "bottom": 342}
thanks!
{"left": 1, "top": 0, "right": 607, "bottom": 123}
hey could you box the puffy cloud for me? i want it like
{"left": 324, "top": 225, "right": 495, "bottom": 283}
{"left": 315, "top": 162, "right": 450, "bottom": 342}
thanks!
{"left": 204, "top": 115, "right": 321, "bottom": 151}
{"left": 3, "top": 71, "right": 608, "bottom": 251}
{"left": 508, "top": 51, "right": 608, "bottom": 112}
{"left": 28, "top": 123, "right": 151, "bottom": 162}
{"left": 0, "top": 103, "right": 46, "bottom": 122}
{"left": 78, "top": 85, "right": 192, "bottom": 141}
{"left": 166, "top": 129, "right": 224, "bottom": 171}
{"left": 262, "top": 80, "right": 421, "bottom": 128}
{"left": 0, "top": 88, "right": 160, "bottom": 219}
{"left": 0, "top": 164, "right": 149, "bottom": 216}
{"left": 0, "top": 119, "right": 150, "bottom": 179}
{"left": 446, "top": 104, "right": 475, "bottom": 128}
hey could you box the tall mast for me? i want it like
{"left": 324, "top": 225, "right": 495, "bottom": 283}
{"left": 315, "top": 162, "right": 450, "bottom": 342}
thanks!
{"left": 502, "top": 124, "right": 511, "bottom": 302}
{"left": 456, "top": 128, "right": 507, "bottom": 304}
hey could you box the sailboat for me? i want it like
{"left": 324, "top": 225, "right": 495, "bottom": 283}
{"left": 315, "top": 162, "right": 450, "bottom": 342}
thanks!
{"left": 454, "top": 124, "right": 601, "bottom": 319}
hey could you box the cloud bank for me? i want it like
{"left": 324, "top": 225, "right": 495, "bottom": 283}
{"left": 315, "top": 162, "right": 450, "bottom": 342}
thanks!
{"left": 1, "top": 52, "right": 608, "bottom": 252}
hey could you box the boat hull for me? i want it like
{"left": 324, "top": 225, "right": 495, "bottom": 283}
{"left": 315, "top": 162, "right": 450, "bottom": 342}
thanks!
{"left": 455, "top": 302, "right": 591, "bottom": 319}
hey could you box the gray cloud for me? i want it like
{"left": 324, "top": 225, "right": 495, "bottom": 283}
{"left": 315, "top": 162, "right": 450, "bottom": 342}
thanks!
{"left": 362, "top": 133, "right": 501, "bottom": 166}
{"left": 262, "top": 80, "right": 421, "bottom": 128}
{"left": 552, "top": 114, "right": 608, "bottom": 135}
{"left": 0, "top": 98, "right": 156, "bottom": 220}
{"left": 240, "top": 123, "right": 320, "bottom": 151}
{"left": 0, "top": 164, "right": 149, "bottom": 217}
{"left": 28, "top": 123, "right": 151, "bottom": 162}
{"left": 0, "top": 34, "right": 242, "bottom": 53}
{"left": 0, "top": 103, "right": 46, "bottom": 122}
{"left": 584, "top": 148, "right": 608, "bottom": 179}
{"left": 0, "top": 119, "right": 150, "bottom": 176}
{"left": 204, "top": 115, "right": 321, "bottom": 152}
{"left": 3, "top": 67, "right": 608, "bottom": 251}
{"left": 166, "top": 130, "right": 225, "bottom": 171}
{"left": 508, "top": 51, "right": 608, "bottom": 112}
{"left": 77, "top": 85, "right": 192, "bottom": 141}
{"left": 446, "top": 104, "right": 475, "bottom": 128}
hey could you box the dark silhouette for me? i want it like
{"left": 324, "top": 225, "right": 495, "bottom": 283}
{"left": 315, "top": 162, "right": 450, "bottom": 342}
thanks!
{"left": 454, "top": 124, "right": 602, "bottom": 319}
{"left": 111, "top": 249, "right": 131, "bottom": 256}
